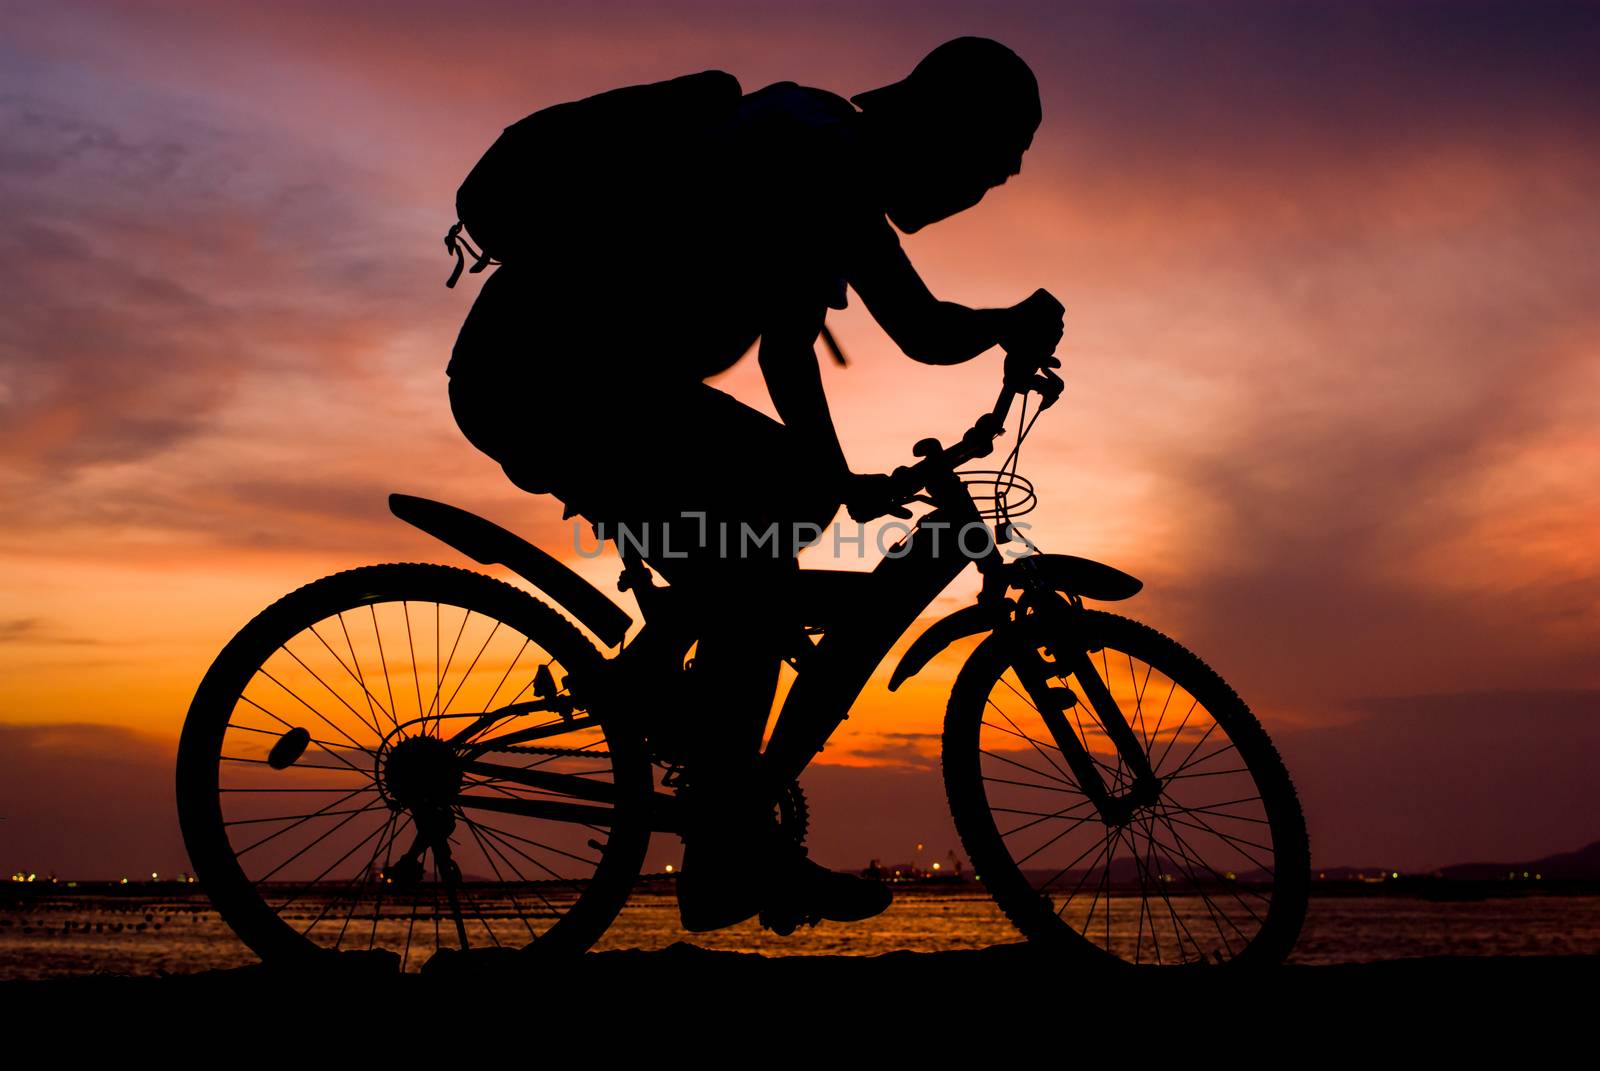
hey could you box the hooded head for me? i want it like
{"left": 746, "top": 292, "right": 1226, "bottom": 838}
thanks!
{"left": 853, "top": 37, "right": 1042, "bottom": 233}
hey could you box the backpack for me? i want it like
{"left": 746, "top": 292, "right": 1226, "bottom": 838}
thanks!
{"left": 444, "top": 69, "right": 744, "bottom": 287}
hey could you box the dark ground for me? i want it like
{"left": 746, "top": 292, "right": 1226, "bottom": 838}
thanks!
{"left": 4, "top": 943, "right": 1594, "bottom": 1051}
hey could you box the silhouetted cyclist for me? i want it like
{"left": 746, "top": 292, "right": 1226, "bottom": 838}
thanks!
{"left": 448, "top": 36, "right": 1064, "bottom": 933}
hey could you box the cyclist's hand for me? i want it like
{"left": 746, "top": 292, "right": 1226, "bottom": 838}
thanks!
{"left": 999, "top": 288, "right": 1065, "bottom": 362}
{"left": 843, "top": 472, "right": 913, "bottom": 524}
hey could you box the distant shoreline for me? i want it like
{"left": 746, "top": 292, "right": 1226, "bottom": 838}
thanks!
{"left": 8, "top": 876, "right": 1600, "bottom": 902}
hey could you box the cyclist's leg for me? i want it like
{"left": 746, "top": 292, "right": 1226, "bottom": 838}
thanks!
{"left": 595, "top": 380, "right": 835, "bottom": 782}
{"left": 453, "top": 368, "right": 832, "bottom": 758}
{"left": 583, "top": 385, "right": 897, "bottom": 929}
{"left": 451, "top": 370, "right": 885, "bottom": 925}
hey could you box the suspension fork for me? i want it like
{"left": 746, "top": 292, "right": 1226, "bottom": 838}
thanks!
{"left": 1001, "top": 585, "right": 1163, "bottom": 825}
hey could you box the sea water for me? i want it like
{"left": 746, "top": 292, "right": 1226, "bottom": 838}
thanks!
{"left": 4, "top": 888, "right": 1599, "bottom": 980}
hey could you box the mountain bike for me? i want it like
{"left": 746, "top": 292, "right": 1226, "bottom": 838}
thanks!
{"left": 176, "top": 368, "right": 1310, "bottom": 970}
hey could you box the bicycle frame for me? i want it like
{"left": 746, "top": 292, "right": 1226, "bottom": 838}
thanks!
{"left": 393, "top": 385, "right": 1162, "bottom": 838}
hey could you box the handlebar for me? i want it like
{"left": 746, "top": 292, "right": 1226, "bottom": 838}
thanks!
{"left": 868, "top": 288, "right": 1065, "bottom": 515}
{"left": 886, "top": 380, "right": 1032, "bottom": 504}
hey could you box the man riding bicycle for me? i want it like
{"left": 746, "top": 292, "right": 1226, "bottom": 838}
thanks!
{"left": 447, "top": 36, "right": 1065, "bottom": 934}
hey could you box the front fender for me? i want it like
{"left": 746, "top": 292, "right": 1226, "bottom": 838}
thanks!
{"left": 887, "top": 553, "right": 1143, "bottom": 690}
{"left": 887, "top": 603, "right": 1003, "bottom": 691}
{"left": 1021, "top": 553, "right": 1143, "bottom": 602}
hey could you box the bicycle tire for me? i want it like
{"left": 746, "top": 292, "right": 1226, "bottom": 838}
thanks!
{"left": 942, "top": 609, "right": 1309, "bottom": 967}
{"left": 177, "top": 563, "right": 652, "bottom": 967}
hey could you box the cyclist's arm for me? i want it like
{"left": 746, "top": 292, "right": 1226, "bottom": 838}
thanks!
{"left": 845, "top": 218, "right": 1062, "bottom": 366}
{"left": 758, "top": 300, "right": 850, "bottom": 483}
{"left": 845, "top": 223, "right": 1011, "bottom": 366}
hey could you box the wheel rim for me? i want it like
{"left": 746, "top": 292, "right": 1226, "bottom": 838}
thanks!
{"left": 181, "top": 569, "right": 643, "bottom": 968}
{"left": 960, "top": 616, "right": 1306, "bottom": 966}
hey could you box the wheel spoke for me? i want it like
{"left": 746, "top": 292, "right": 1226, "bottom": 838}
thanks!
{"left": 428, "top": 607, "right": 472, "bottom": 734}
{"left": 996, "top": 672, "right": 1122, "bottom": 782}
{"left": 367, "top": 604, "right": 403, "bottom": 737}
{"left": 185, "top": 566, "right": 646, "bottom": 970}
{"left": 233, "top": 788, "right": 382, "bottom": 858}
{"left": 221, "top": 754, "right": 367, "bottom": 773}
{"left": 227, "top": 720, "right": 375, "bottom": 761}
{"left": 1150, "top": 809, "right": 1269, "bottom": 921}
{"left": 1159, "top": 806, "right": 1277, "bottom": 870}
{"left": 402, "top": 602, "right": 427, "bottom": 732}
{"left": 253, "top": 667, "right": 374, "bottom": 752}
{"left": 330, "top": 811, "right": 404, "bottom": 948}
{"left": 439, "top": 620, "right": 503, "bottom": 722}
{"left": 459, "top": 818, "right": 543, "bottom": 941}
{"left": 463, "top": 816, "right": 594, "bottom": 898}
{"left": 981, "top": 773, "right": 1084, "bottom": 796}
{"left": 982, "top": 708, "right": 1074, "bottom": 784}
{"left": 1136, "top": 811, "right": 1207, "bottom": 963}
{"left": 336, "top": 611, "right": 396, "bottom": 731}
{"left": 960, "top": 611, "right": 1306, "bottom": 968}
{"left": 1031, "top": 830, "right": 1113, "bottom": 895}
{"left": 1136, "top": 817, "right": 1247, "bottom": 952}
{"left": 1160, "top": 719, "right": 1224, "bottom": 779}
{"left": 309, "top": 620, "right": 395, "bottom": 730}
{"left": 978, "top": 747, "right": 1075, "bottom": 788}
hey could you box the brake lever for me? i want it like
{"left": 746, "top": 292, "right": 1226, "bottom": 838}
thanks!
{"left": 1030, "top": 369, "right": 1064, "bottom": 410}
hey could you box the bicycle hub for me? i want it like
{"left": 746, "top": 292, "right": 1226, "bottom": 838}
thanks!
{"left": 381, "top": 736, "right": 463, "bottom": 812}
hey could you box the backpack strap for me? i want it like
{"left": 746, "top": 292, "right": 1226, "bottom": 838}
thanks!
{"left": 443, "top": 221, "right": 498, "bottom": 288}
{"left": 819, "top": 323, "right": 849, "bottom": 367}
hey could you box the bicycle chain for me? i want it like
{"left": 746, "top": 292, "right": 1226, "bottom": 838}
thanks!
{"left": 478, "top": 743, "right": 612, "bottom": 759}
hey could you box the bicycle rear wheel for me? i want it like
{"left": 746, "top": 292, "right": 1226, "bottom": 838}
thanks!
{"left": 943, "top": 609, "right": 1309, "bottom": 967}
{"left": 177, "top": 563, "right": 651, "bottom": 968}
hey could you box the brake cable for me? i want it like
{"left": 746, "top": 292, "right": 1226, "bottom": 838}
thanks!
{"left": 993, "top": 389, "right": 1042, "bottom": 534}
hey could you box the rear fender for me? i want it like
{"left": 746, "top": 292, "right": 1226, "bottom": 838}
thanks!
{"left": 389, "top": 494, "right": 633, "bottom": 648}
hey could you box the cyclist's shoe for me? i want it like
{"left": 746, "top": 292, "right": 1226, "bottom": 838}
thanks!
{"left": 758, "top": 847, "right": 893, "bottom": 936}
{"left": 678, "top": 833, "right": 892, "bottom": 934}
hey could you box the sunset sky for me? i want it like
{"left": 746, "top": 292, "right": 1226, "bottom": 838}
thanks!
{"left": 3, "top": 0, "right": 1597, "bottom": 877}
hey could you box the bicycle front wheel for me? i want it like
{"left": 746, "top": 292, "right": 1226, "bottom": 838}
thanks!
{"left": 177, "top": 563, "right": 651, "bottom": 968}
{"left": 943, "top": 610, "right": 1309, "bottom": 967}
